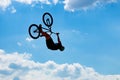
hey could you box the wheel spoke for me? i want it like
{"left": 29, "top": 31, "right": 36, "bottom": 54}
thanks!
{"left": 42, "top": 12, "right": 53, "bottom": 27}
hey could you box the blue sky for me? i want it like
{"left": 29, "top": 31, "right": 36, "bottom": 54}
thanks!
{"left": 0, "top": 0, "right": 120, "bottom": 79}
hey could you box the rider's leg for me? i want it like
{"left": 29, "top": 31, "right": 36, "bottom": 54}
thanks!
{"left": 56, "top": 33, "right": 61, "bottom": 44}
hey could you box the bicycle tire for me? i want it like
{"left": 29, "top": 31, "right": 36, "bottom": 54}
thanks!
{"left": 42, "top": 12, "right": 53, "bottom": 28}
{"left": 28, "top": 24, "right": 40, "bottom": 39}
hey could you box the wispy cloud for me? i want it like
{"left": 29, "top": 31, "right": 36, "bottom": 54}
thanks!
{"left": 26, "top": 37, "right": 33, "bottom": 42}
{"left": 0, "top": 0, "right": 59, "bottom": 13}
{"left": 0, "top": 0, "right": 118, "bottom": 13}
{"left": 15, "top": 0, "right": 33, "bottom": 4}
{"left": 0, "top": 0, "right": 11, "bottom": 11}
{"left": 63, "top": 0, "right": 118, "bottom": 11}
{"left": 10, "top": 6, "right": 16, "bottom": 13}
{"left": 0, "top": 49, "right": 120, "bottom": 80}
{"left": 17, "top": 42, "right": 22, "bottom": 46}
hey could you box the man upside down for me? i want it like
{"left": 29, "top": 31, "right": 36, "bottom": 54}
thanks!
{"left": 39, "top": 24, "right": 65, "bottom": 51}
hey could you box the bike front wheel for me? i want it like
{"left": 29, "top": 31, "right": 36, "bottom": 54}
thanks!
{"left": 28, "top": 24, "right": 40, "bottom": 39}
{"left": 42, "top": 12, "right": 53, "bottom": 28}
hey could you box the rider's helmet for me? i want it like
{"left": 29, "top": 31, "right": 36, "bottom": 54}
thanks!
{"left": 59, "top": 46, "right": 65, "bottom": 51}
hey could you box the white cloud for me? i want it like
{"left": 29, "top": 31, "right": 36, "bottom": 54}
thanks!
{"left": 0, "top": 0, "right": 59, "bottom": 12}
{"left": 53, "top": 0, "right": 59, "bottom": 4}
{"left": 0, "top": 0, "right": 11, "bottom": 10}
{"left": 63, "top": 0, "right": 118, "bottom": 11}
{"left": 10, "top": 6, "right": 16, "bottom": 13}
{"left": 17, "top": 42, "right": 22, "bottom": 46}
{"left": 26, "top": 37, "right": 33, "bottom": 42}
{"left": 0, "top": 49, "right": 120, "bottom": 80}
{"left": 15, "top": 0, "right": 33, "bottom": 4}
{"left": 0, "top": 0, "right": 118, "bottom": 12}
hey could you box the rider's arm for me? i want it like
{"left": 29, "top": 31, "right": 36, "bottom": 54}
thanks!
{"left": 56, "top": 33, "right": 61, "bottom": 44}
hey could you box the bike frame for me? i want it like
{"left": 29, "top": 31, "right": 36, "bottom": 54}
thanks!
{"left": 38, "top": 24, "right": 56, "bottom": 35}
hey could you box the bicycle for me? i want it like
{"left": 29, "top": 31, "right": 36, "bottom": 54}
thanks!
{"left": 28, "top": 12, "right": 55, "bottom": 39}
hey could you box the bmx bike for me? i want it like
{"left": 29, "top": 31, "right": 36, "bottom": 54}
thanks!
{"left": 28, "top": 12, "right": 55, "bottom": 39}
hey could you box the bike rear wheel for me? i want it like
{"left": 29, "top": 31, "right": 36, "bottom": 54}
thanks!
{"left": 42, "top": 12, "right": 53, "bottom": 28}
{"left": 28, "top": 24, "right": 40, "bottom": 39}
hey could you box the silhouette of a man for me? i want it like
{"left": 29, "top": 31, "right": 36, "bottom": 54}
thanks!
{"left": 39, "top": 25, "right": 65, "bottom": 51}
